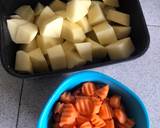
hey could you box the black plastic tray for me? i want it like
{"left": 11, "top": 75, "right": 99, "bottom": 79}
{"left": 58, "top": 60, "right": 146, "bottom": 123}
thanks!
{"left": 0, "top": 0, "right": 150, "bottom": 79}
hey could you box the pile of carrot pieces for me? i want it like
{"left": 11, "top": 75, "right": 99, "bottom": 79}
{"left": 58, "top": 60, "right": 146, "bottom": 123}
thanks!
{"left": 53, "top": 82, "right": 135, "bottom": 128}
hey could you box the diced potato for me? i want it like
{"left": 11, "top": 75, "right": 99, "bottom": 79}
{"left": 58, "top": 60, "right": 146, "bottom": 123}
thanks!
{"left": 93, "top": 21, "right": 117, "bottom": 45}
{"left": 7, "top": 19, "right": 27, "bottom": 43}
{"left": 92, "top": 1, "right": 105, "bottom": 9}
{"left": 75, "top": 42, "right": 92, "bottom": 62}
{"left": 15, "top": 5, "right": 34, "bottom": 22}
{"left": 35, "top": 2, "right": 44, "bottom": 16}
{"left": 62, "top": 41, "right": 75, "bottom": 51}
{"left": 66, "top": 0, "right": 91, "bottom": 22}
{"left": 86, "top": 38, "right": 107, "bottom": 59}
{"left": 37, "top": 35, "right": 62, "bottom": 54}
{"left": 49, "top": 0, "right": 66, "bottom": 11}
{"left": 77, "top": 16, "right": 92, "bottom": 33}
{"left": 10, "top": 15, "right": 22, "bottom": 19}
{"left": 107, "top": 10, "right": 130, "bottom": 26}
{"left": 66, "top": 50, "right": 86, "bottom": 69}
{"left": 47, "top": 45, "right": 67, "bottom": 70}
{"left": 86, "top": 31, "right": 99, "bottom": 42}
{"left": 55, "top": 10, "right": 66, "bottom": 19}
{"left": 61, "top": 20, "right": 86, "bottom": 43}
{"left": 106, "top": 37, "right": 135, "bottom": 60}
{"left": 113, "top": 26, "right": 131, "bottom": 39}
{"left": 103, "top": 6, "right": 116, "bottom": 19}
{"left": 103, "top": 0, "right": 119, "bottom": 7}
{"left": 29, "top": 48, "right": 49, "bottom": 72}
{"left": 88, "top": 3, "right": 106, "bottom": 26}
{"left": 39, "top": 15, "right": 63, "bottom": 38}
{"left": 15, "top": 51, "right": 33, "bottom": 73}
{"left": 15, "top": 22, "right": 38, "bottom": 44}
{"left": 20, "top": 39, "right": 37, "bottom": 52}
{"left": 36, "top": 6, "right": 55, "bottom": 26}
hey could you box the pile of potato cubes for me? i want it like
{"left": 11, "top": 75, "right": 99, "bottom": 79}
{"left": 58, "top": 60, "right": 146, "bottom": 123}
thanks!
{"left": 7, "top": 0, "right": 135, "bottom": 73}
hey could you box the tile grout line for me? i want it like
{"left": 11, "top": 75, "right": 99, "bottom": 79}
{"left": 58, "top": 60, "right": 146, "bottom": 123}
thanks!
{"left": 15, "top": 79, "right": 24, "bottom": 128}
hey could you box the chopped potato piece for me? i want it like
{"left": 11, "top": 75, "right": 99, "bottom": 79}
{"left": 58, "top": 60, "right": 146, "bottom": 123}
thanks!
{"left": 47, "top": 45, "right": 67, "bottom": 70}
{"left": 77, "top": 16, "right": 92, "bottom": 33}
{"left": 15, "top": 22, "right": 38, "bottom": 44}
{"left": 36, "top": 6, "right": 55, "bottom": 26}
{"left": 15, "top": 5, "right": 34, "bottom": 22}
{"left": 21, "top": 39, "right": 37, "bottom": 52}
{"left": 92, "top": 1, "right": 105, "bottom": 9}
{"left": 50, "top": 0, "right": 66, "bottom": 11}
{"left": 66, "top": 50, "right": 86, "bottom": 69}
{"left": 7, "top": 19, "right": 27, "bottom": 43}
{"left": 35, "top": 2, "right": 44, "bottom": 16}
{"left": 10, "top": 15, "right": 22, "bottom": 19}
{"left": 75, "top": 42, "right": 92, "bottom": 62}
{"left": 66, "top": 0, "right": 91, "bottom": 22}
{"left": 39, "top": 15, "right": 63, "bottom": 38}
{"left": 106, "top": 37, "right": 135, "bottom": 60}
{"left": 62, "top": 41, "right": 75, "bottom": 51}
{"left": 29, "top": 48, "right": 49, "bottom": 72}
{"left": 88, "top": 3, "right": 106, "bottom": 26}
{"left": 86, "top": 31, "right": 98, "bottom": 42}
{"left": 107, "top": 10, "right": 130, "bottom": 26}
{"left": 86, "top": 38, "right": 107, "bottom": 59}
{"left": 55, "top": 10, "right": 66, "bottom": 19}
{"left": 15, "top": 51, "right": 33, "bottom": 73}
{"left": 37, "top": 35, "right": 62, "bottom": 54}
{"left": 113, "top": 26, "right": 131, "bottom": 39}
{"left": 93, "top": 21, "right": 117, "bottom": 45}
{"left": 61, "top": 20, "right": 86, "bottom": 43}
{"left": 103, "top": 0, "right": 119, "bottom": 7}
{"left": 103, "top": 6, "right": 116, "bottom": 19}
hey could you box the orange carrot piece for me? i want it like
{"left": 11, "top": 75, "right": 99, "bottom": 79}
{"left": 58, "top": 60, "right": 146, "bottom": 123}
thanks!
{"left": 80, "top": 121, "right": 92, "bottom": 128}
{"left": 95, "top": 85, "right": 109, "bottom": 100}
{"left": 54, "top": 102, "right": 64, "bottom": 114}
{"left": 82, "top": 82, "right": 96, "bottom": 96}
{"left": 103, "top": 119, "right": 115, "bottom": 128}
{"left": 91, "top": 114, "right": 106, "bottom": 127}
{"left": 123, "top": 118, "right": 135, "bottom": 128}
{"left": 110, "top": 95, "right": 121, "bottom": 108}
{"left": 76, "top": 115, "right": 89, "bottom": 125}
{"left": 99, "top": 102, "right": 112, "bottom": 120}
{"left": 61, "top": 92, "right": 75, "bottom": 103}
{"left": 91, "top": 96, "right": 102, "bottom": 114}
{"left": 114, "top": 109, "right": 127, "bottom": 124}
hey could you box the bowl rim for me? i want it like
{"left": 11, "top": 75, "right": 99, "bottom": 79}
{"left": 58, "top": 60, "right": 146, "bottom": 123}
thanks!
{"left": 37, "top": 70, "right": 150, "bottom": 128}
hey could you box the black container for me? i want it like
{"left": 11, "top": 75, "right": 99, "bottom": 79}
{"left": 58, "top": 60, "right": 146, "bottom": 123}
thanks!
{"left": 0, "top": 0, "right": 150, "bottom": 79}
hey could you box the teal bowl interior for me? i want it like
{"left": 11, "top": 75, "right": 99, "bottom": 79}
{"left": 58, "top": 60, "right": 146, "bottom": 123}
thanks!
{"left": 37, "top": 71, "right": 150, "bottom": 128}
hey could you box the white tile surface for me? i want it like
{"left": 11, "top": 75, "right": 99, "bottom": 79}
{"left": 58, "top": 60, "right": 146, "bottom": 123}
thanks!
{"left": 0, "top": 63, "right": 22, "bottom": 128}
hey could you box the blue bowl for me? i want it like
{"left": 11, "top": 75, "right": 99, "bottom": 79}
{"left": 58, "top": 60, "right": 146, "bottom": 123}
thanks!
{"left": 37, "top": 71, "right": 150, "bottom": 128}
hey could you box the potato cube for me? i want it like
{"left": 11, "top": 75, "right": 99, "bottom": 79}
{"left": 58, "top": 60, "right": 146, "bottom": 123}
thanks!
{"left": 15, "top": 51, "right": 33, "bottom": 73}
{"left": 61, "top": 20, "right": 86, "bottom": 43}
{"left": 88, "top": 3, "right": 106, "bottom": 26}
{"left": 7, "top": 19, "right": 27, "bottom": 43}
{"left": 10, "top": 15, "right": 22, "bottom": 19}
{"left": 29, "top": 48, "right": 49, "bottom": 72}
{"left": 35, "top": 2, "right": 44, "bottom": 16}
{"left": 86, "top": 31, "right": 99, "bottom": 42}
{"left": 62, "top": 41, "right": 75, "bottom": 51}
{"left": 49, "top": 0, "right": 66, "bottom": 11}
{"left": 66, "top": 50, "right": 86, "bottom": 69}
{"left": 47, "top": 45, "right": 67, "bottom": 70}
{"left": 37, "top": 35, "right": 62, "bottom": 54}
{"left": 15, "top": 22, "right": 38, "bottom": 44}
{"left": 103, "top": 0, "right": 119, "bottom": 7}
{"left": 36, "top": 6, "right": 55, "bottom": 26}
{"left": 106, "top": 37, "right": 135, "bottom": 60}
{"left": 55, "top": 10, "right": 66, "bottom": 19}
{"left": 15, "top": 5, "right": 34, "bottom": 22}
{"left": 107, "top": 10, "right": 130, "bottom": 26}
{"left": 39, "top": 15, "right": 63, "bottom": 38}
{"left": 77, "top": 16, "right": 92, "bottom": 33}
{"left": 86, "top": 38, "right": 107, "bottom": 59}
{"left": 75, "top": 42, "right": 92, "bottom": 62}
{"left": 103, "top": 6, "right": 116, "bottom": 19}
{"left": 113, "top": 26, "right": 131, "bottom": 39}
{"left": 66, "top": 0, "right": 91, "bottom": 22}
{"left": 92, "top": 1, "right": 105, "bottom": 9}
{"left": 93, "top": 21, "right": 117, "bottom": 45}
{"left": 20, "top": 39, "right": 37, "bottom": 52}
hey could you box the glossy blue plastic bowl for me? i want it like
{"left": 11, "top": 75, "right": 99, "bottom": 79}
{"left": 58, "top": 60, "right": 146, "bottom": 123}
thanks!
{"left": 37, "top": 71, "right": 150, "bottom": 128}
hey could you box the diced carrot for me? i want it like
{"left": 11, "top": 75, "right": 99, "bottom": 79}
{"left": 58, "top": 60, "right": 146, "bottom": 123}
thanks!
{"left": 91, "top": 114, "right": 106, "bottom": 127}
{"left": 54, "top": 102, "right": 64, "bottom": 114}
{"left": 110, "top": 95, "right": 121, "bottom": 108}
{"left": 76, "top": 115, "right": 89, "bottom": 125}
{"left": 73, "top": 89, "right": 82, "bottom": 96}
{"left": 99, "top": 102, "right": 112, "bottom": 120}
{"left": 103, "top": 119, "right": 115, "bottom": 128}
{"left": 114, "top": 109, "right": 127, "bottom": 124}
{"left": 123, "top": 118, "right": 135, "bottom": 128}
{"left": 82, "top": 82, "right": 96, "bottom": 96}
{"left": 95, "top": 85, "right": 109, "bottom": 100}
{"left": 91, "top": 96, "right": 102, "bottom": 114}
{"left": 80, "top": 121, "right": 92, "bottom": 128}
{"left": 61, "top": 92, "right": 75, "bottom": 103}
